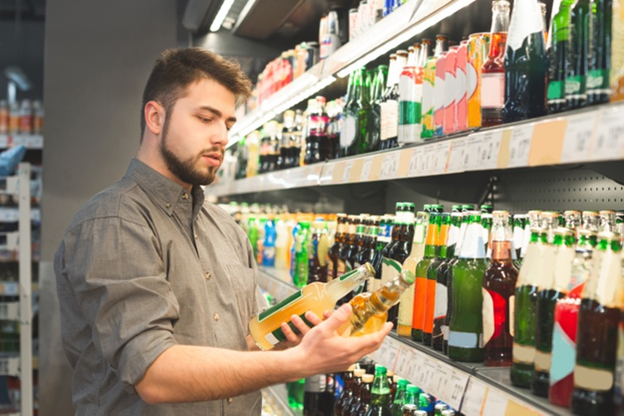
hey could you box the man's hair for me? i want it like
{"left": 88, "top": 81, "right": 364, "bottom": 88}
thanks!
{"left": 140, "top": 47, "right": 252, "bottom": 138}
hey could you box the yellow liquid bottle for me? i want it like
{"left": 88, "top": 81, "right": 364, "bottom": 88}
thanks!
{"left": 249, "top": 263, "right": 375, "bottom": 350}
{"left": 337, "top": 269, "right": 416, "bottom": 337}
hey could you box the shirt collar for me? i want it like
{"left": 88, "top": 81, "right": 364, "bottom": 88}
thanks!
{"left": 125, "top": 158, "right": 205, "bottom": 217}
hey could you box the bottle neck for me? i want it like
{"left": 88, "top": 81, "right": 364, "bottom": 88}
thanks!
{"left": 459, "top": 221, "right": 486, "bottom": 259}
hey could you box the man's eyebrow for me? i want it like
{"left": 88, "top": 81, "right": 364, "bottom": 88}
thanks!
{"left": 199, "top": 106, "right": 237, "bottom": 123}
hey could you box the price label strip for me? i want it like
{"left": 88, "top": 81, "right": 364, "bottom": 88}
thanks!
{"left": 393, "top": 346, "right": 415, "bottom": 381}
{"left": 460, "top": 377, "right": 487, "bottom": 415}
{"left": 507, "top": 125, "right": 534, "bottom": 168}
{"left": 379, "top": 152, "right": 401, "bottom": 180}
{"left": 471, "top": 131, "right": 503, "bottom": 170}
{"left": 482, "top": 389, "right": 509, "bottom": 416}
{"left": 592, "top": 106, "right": 624, "bottom": 161}
{"left": 448, "top": 137, "right": 468, "bottom": 173}
{"left": 407, "top": 147, "right": 425, "bottom": 177}
{"left": 441, "top": 370, "right": 471, "bottom": 411}
{"left": 465, "top": 134, "right": 485, "bottom": 171}
{"left": 561, "top": 112, "right": 598, "bottom": 163}
{"left": 434, "top": 141, "right": 451, "bottom": 174}
{"left": 342, "top": 160, "right": 354, "bottom": 183}
{"left": 422, "top": 145, "right": 437, "bottom": 175}
{"left": 321, "top": 163, "right": 335, "bottom": 185}
{"left": 360, "top": 158, "right": 373, "bottom": 182}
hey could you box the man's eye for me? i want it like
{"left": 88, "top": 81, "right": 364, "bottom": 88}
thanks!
{"left": 198, "top": 116, "right": 212, "bottom": 123}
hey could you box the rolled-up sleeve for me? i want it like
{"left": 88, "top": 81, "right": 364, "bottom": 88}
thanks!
{"left": 58, "top": 216, "right": 180, "bottom": 392}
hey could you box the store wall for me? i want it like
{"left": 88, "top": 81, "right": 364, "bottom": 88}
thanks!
{"left": 40, "top": 1, "right": 178, "bottom": 415}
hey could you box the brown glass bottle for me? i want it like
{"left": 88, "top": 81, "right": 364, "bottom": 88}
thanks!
{"left": 335, "top": 365, "right": 356, "bottom": 416}
{"left": 328, "top": 214, "right": 348, "bottom": 282}
{"left": 344, "top": 369, "right": 366, "bottom": 416}
{"left": 482, "top": 211, "right": 518, "bottom": 367}
{"left": 386, "top": 204, "right": 415, "bottom": 326}
{"left": 349, "top": 216, "right": 369, "bottom": 270}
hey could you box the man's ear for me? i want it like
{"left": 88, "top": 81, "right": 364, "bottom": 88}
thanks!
{"left": 144, "top": 101, "right": 166, "bottom": 136}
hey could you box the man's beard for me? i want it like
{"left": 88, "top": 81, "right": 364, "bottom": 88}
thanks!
{"left": 160, "top": 122, "right": 221, "bottom": 186}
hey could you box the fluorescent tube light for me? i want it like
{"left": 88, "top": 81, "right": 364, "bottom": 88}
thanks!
{"left": 210, "top": 0, "right": 236, "bottom": 32}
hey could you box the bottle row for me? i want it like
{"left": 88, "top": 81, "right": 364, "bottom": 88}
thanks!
{"left": 0, "top": 100, "right": 44, "bottom": 136}
{"left": 293, "top": 360, "right": 456, "bottom": 416}
{"left": 247, "top": 0, "right": 414, "bottom": 113}
{"left": 233, "top": 0, "right": 624, "bottom": 177}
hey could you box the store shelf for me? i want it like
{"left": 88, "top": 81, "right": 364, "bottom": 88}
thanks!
{"left": 262, "top": 384, "right": 301, "bottom": 416}
{"left": 210, "top": 102, "right": 624, "bottom": 197}
{"left": 228, "top": 0, "right": 477, "bottom": 141}
{"left": 0, "top": 356, "right": 19, "bottom": 377}
{"left": 0, "top": 282, "right": 39, "bottom": 297}
{"left": 0, "top": 135, "right": 43, "bottom": 150}
{"left": 256, "top": 267, "right": 574, "bottom": 416}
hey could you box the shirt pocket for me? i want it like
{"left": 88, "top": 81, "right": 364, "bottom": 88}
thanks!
{"left": 224, "top": 264, "right": 258, "bottom": 327}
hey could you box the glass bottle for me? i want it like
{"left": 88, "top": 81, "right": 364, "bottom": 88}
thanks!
{"left": 295, "top": 221, "right": 312, "bottom": 287}
{"left": 483, "top": 211, "right": 519, "bottom": 367}
{"left": 304, "top": 373, "right": 328, "bottom": 416}
{"left": 342, "top": 69, "right": 364, "bottom": 157}
{"left": 413, "top": 211, "right": 439, "bottom": 342}
{"left": 335, "top": 365, "right": 357, "bottom": 416}
{"left": 398, "top": 45, "right": 421, "bottom": 146}
{"left": 248, "top": 263, "right": 375, "bottom": 350}
{"left": 420, "top": 38, "right": 437, "bottom": 139}
{"left": 532, "top": 227, "right": 575, "bottom": 396}
{"left": 366, "top": 366, "right": 392, "bottom": 416}
{"left": 379, "top": 54, "right": 397, "bottom": 150}
{"left": 424, "top": 213, "right": 450, "bottom": 347}
{"left": 566, "top": 0, "right": 591, "bottom": 109}
{"left": 371, "top": 216, "right": 392, "bottom": 293}
{"left": 346, "top": 369, "right": 366, "bottom": 416}
{"left": 571, "top": 232, "right": 622, "bottom": 415}
{"left": 308, "top": 220, "right": 329, "bottom": 284}
{"left": 433, "top": 35, "right": 450, "bottom": 137}
{"left": 370, "top": 65, "right": 388, "bottom": 152}
{"left": 481, "top": 0, "right": 511, "bottom": 127}
{"left": 548, "top": 0, "right": 573, "bottom": 113}
{"left": 389, "top": 378, "right": 408, "bottom": 416}
{"left": 354, "top": 374, "right": 374, "bottom": 416}
{"left": 503, "top": 0, "right": 548, "bottom": 122}
{"left": 398, "top": 211, "right": 427, "bottom": 338}
{"left": 442, "top": 211, "right": 464, "bottom": 354}
{"left": 341, "top": 215, "right": 358, "bottom": 277}
{"left": 548, "top": 229, "right": 596, "bottom": 408}
{"left": 328, "top": 214, "right": 348, "bottom": 282}
{"left": 359, "top": 71, "right": 373, "bottom": 154}
{"left": 349, "top": 217, "right": 367, "bottom": 271}
{"left": 383, "top": 50, "right": 408, "bottom": 150}
{"left": 448, "top": 211, "right": 488, "bottom": 362}
{"left": 432, "top": 211, "right": 457, "bottom": 351}
{"left": 358, "top": 216, "right": 380, "bottom": 279}
{"left": 587, "top": 0, "right": 613, "bottom": 105}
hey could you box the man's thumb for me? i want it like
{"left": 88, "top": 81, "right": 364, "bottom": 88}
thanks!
{"left": 325, "top": 303, "right": 352, "bottom": 331}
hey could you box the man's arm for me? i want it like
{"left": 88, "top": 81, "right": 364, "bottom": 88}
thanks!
{"left": 136, "top": 303, "right": 392, "bottom": 404}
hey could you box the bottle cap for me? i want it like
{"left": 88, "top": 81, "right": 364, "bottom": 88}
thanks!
{"left": 354, "top": 369, "right": 366, "bottom": 377}
{"left": 362, "top": 374, "right": 374, "bottom": 383}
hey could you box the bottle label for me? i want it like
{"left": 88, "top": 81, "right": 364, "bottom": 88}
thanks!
{"left": 587, "top": 250, "right": 622, "bottom": 307}
{"left": 466, "top": 61, "right": 478, "bottom": 101}
{"left": 574, "top": 365, "right": 614, "bottom": 392}
{"left": 412, "top": 273, "right": 428, "bottom": 331}
{"left": 448, "top": 331, "right": 479, "bottom": 348}
{"left": 265, "top": 312, "right": 315, "bottom": 346}
{"left": 587, "top": 69, "right": 609, "bottom": 93}
{"left": 458, "top": 224, "right": 485, "bottom": 259}
{"left": 507, "top": 1, "right": 544, "bottom": 52}
{"left": 305, "top": 374, "right": 327, "bottom": 393}
{"left": 434, "top": 282, "right": 448, "bottom": 321}
{"left": 336, "top": 259, "right": 347, "bottom": 279}
{"left": 380, "top": 102, "right": 389, "bottom": 142}
{"left": 565, "top": 75, "right": 586, "bottom": 97}
{"left": 509, "top": 295, "right": 515, "bottom": 338}
{"left": 512, "top": 342, "right": 536, "bottom": 365}
{"left": 547, "top": 80, "right": 565, "bottom": 101}
{"left": 386, "top": 99, "right": 399, "bottom": 139}
{"left": 481, "top": 73, "right": 505, "bottom": 109}
{"left": 482, "top": 288, "right": 495, "bottom": 345}
{"left": 381, "top": 257, "right": 402, "bottom": 286}
{"left": 341, "top": 115, "right": 358, "bottom": 148}
{"left": 258, "top": 289, "right": 303, "bottom": 322}
{"left": 413, "top": 224, "right": 426, "bottom": 244}
{"left": 550, "top": 320, "right": 577, "bottom": 385}
{"left": 534, "top": 350, "right": 552, "bottom": 373}
{"left": 398, "top": 280, "right": 415, "bottom": 327}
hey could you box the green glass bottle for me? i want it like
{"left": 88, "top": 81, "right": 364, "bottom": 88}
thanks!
{"left": 567, "top": 0, "right": 591, "bottom": 109}
{"left": 294, "top": 221, "right": 311, "bottom": 287}
{"left": 413, "top": 211, "right": 439, "bottom": 342}
{"left": 366, "top": 366, "right": 392, "bottom": 416}
{"left": 548, "top": 0, "right": 574, "bottom": 113}
{"left": 448, "top": 211, "right": 487, "bottom": 362}
{"left": 370, "top": 65, "right": 388, "bottom": 152}
{"left": 424, "top": 213, "right": 450, "bottom": 347}
{"left": 587, "top": 0, "right": 613, "bottom": 105}
{"left": 503, "top": 0, "right": 548, "bottom": 122}
{"left": 389, "top": 378, "right": 408, "bottom": 416}
{"left": 342, "top": 69, "right": 364, "bottom": 157}
{"left": 360, "top": 70, "right": 373, "bottom": 154}
{"left": 442, "top": 211, "right": 464, "bottom": 354}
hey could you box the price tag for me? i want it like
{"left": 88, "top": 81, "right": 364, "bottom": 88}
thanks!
{"left": 374, "top": 339, "right": 399, "bottom": 369}
{"left": 465, "top": 134, "right": 485, "bottom": 171}
{"left": 415, "top": 360, "right": 437, "bottom": 392}
{"left": 322, "top": 163, "right": 335, "bottom": 185}
{"left": 508, "top": 125, "right": 534, "bottom": 168}
{"left": 480, "top": 130, "right": 503, "bottom": 169}
{"left": 379, "top": 152, "right": 401, "bottom": 180}
{"left": 561, "top": 113, "right": 597, "bottom": 163}
{"left": 342, "top": 160, "right": 354, "bottom": 183}
{"left": 592, "top": 107, "right": 624, "bottom": 161}
{"left": 429, "top": 363, "right": 449, "bottom": 396}
{"left": 461, "top": 377, "right": 486, "bottom": 415}
{"left": 448, "top": 138, "right": 467, "bottom": 173}
{"left": 394, "top": 347, "right": 414, "bottom": 380}
{"left": 433, "top": 142, "right": 451, "bottom": 174}
{"left": 441, "top": 370, "right": 471, "bottom": 411}
{"left": 421, "top": 145, "right": 436, "bottom": 175}
{"left": 360, "top": 158, "right": 373, "bottom": 181}
{"left": 407, "top": 147, "right": 424, "bottom": 177}
{"left": 482, "top": 389, "right": 509, "bottom": 416}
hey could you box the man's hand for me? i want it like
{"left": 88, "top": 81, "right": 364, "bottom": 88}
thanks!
{"left": 275, "top": 309, "right": 333, "bottom": 349}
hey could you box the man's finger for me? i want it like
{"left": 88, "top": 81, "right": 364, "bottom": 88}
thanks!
{"left": 304, "top": 311, "right": 324, "bottom": 326}
{"left": 281, "top": 321, "right": 299, "bottom": 343}
{"left": 321, "top": 303, "right": 352, "bottom": 332}
{"left": 322, "top": 310, "right": 333, "bottom": 320}
{"left": 291, "top": 314, "right": 313, "bottom": 336}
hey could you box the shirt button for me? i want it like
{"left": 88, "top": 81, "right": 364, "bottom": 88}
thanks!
{"left": 194, "top": 233, "right": 198, "bottom": 240}
{"left": 165, "top": 203, "right": 171, "bottom": 208}
{"left": 227, "top": 398, "right": 233, "bottom": 403}
{"left": 214, "top": 312, "right": 219, "bottom": 321}
{"left": 182, "top": 193, "right": 189, "bottom": 200}
{"left": 204, "top": 272, "right": 211, "bottom": 280}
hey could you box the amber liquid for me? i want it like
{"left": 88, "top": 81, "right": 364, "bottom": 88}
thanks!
{"left": 483, "top": 241, "right": 518, "bottom": 367}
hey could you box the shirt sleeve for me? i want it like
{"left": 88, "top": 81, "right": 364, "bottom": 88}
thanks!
{"left": 57, "top": 216, "right": 180, "bottom": 393}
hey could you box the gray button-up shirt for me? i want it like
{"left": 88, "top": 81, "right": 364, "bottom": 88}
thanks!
{"left": 54, "top": 159, "right": 262, "bottom": 416}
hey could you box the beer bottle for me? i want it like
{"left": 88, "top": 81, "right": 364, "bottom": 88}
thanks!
{"left": 360, "top": 71, "right": 373, "bottom": 154}
{"left": 304, "top": 373, "right": 328, "bottom": 416}
{"left": 532, "top": 228, "right": 576, "bottom": 396}
{"left": 337, "top": 269, "right": 415, "bottom": 337}
{"left": 571, "top": 232, "right": 622, "bottom": 415}
{"left": 448, "top": 211, "right": 487, "bottom": 362}
{"left": 381, "top": 205, "right": 404, "bottom": 280}
{"left": 434, "top": 403, "right": 448, "bottom": 416}
{"left": 349, "top": 216, "right": 367, "bottom": 271}
{"left": 422, "top": 36, "right": 447, "bottom": 139}
{"left": 547, "top": 0, "right": 573, "bottom": 113}
{"left": 583, "top": 210, "right": 600, "bottom": 233}
{"left": 354, "top": 374, "right": 374, "bottom": 416}
{"left": 341, "top": 215, "right": 358, "bottom": 274}
{"left": 336, "top": 365, "right": 357, "bottom": 416}
{"left": 503, "top": 0, "right": 548, "bottom": 122}
{"left": 342, "top": 69, "right": 364, "bottom": 157}
{"left": 424, "top": 213, "right": 450, "bottom": 347}
{"left": 548, "top": 228, "right": 596, "bottom": 408}
{"left": 398, "top": 45, "right": 421, "bottom": 146}
{"left": 371, "top": 216, "right": 393, "bottom": 293}
{"left": 328, "top": 214, "right": 348, "bottom": 282}
{"left": 483, "top": 211, "right": 518, "bottom": 367}
{"left": 387, "top": 371, "right": 396, "bottom": 406}
{"left": 389, "top": 378, "right": 409, "bottom": 416}
{"left": 346, "top": 369, "right": 366, "bottom": 416}
{"left": 248, "top": 263, "right": 375, "bottom": 350}
{"left": 442, "top": 211, "right": 464, "bottom": 354}
{"left": 455, "top": 40, "right": 469, "bottom": 132}
{"left": 384, "top": 50, "right": 408, "bottom": 150}
{"left": 293, "top": 110, "right": 304, "bottom": 167}
{"left": 512, "top": 214, "right": 526, "bottom": 266}
{"left": 370, "top": 65, "right": 388, "bottom": 152}
{"left": 564, "top": 210, "right": 582, "bottom": 237}
{"left": 358, "top": 216, "right": 380, "bottom": 275}
{"left": 468, "top": 33, "right": 487, "bottom": 128}
{"left": 433, "top": 35, "right": 450, "bottom": 137}
{"left": 387, "top": 204, "right": 415, "bottom": 325}
{"left": 413, "top": 211, "right": 439, "bottom": 342}
{"left": 432, "top": 212, "right": 454, "bottom": 351}
{"left": 481, "top": 0, "right": 510, "bottom": 127}
{"left": 600, "top": 209, "right": 617, "bottom": 232}
{"left": 308, "top": 220, "right": 329, "bottom": 284}
{"left": 398, "top": 211, "right": 428, "bottom": 338}
{"left": 366, "top": 366, "right": 392, "bottom": 416}
{"left": 567, "top": 0, "right": 591, "bottom": 109}
{"left": 379, "top": 54, "right": 397, "bottom": 150}
{"left": 279, "top": 110, "right": 295, "bottom": 169}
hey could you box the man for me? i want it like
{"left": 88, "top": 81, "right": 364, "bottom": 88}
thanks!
{"left": 54, "top": 47, "right": 391, "bottom": 416}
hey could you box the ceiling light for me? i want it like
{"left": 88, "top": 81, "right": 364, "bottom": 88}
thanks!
{"left": 210, "top": 0, "right": 236, "bottom": 32}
